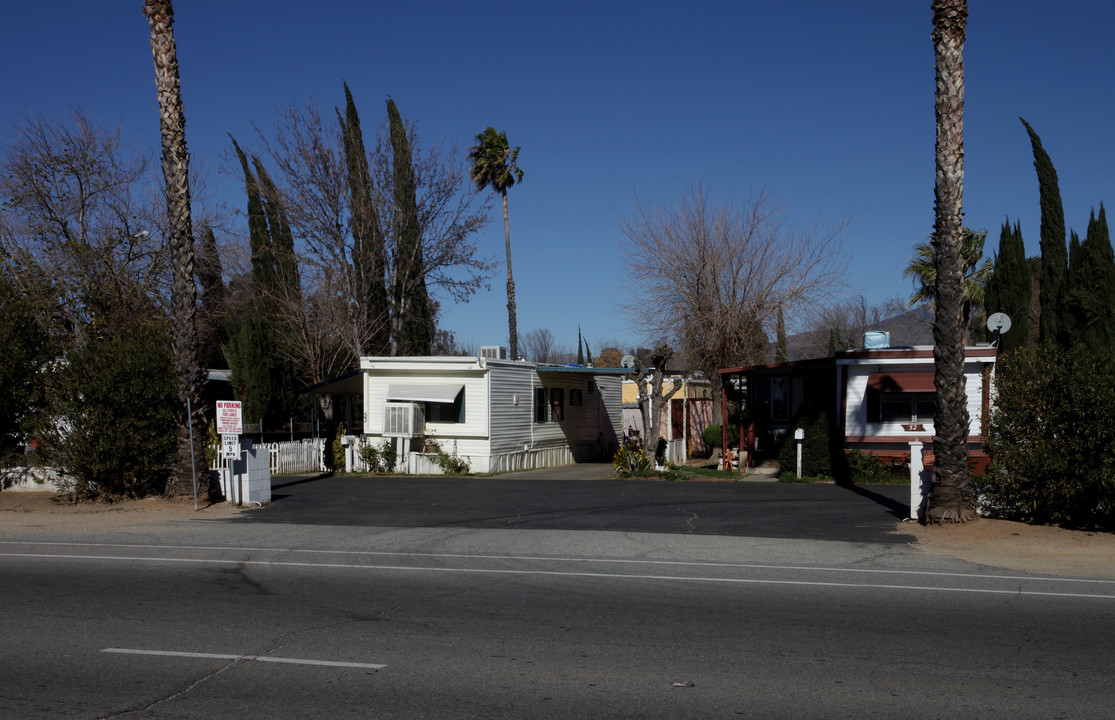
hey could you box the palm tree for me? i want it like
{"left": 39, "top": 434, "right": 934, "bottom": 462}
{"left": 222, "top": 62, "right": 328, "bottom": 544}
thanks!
{"left": 926, "top": 0, "right": 976, "bottom": 523}
{"left": 903, "top": 227, "right": 992, "bottom": 340}
{"left": 144, "top": 0, "right": 207, "bottom": 501}
{"left": 469, "top": 128, "right": 524, "bottom": 360}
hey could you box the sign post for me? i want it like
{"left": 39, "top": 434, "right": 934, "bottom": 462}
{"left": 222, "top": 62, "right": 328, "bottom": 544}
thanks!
{"left": 216, "top": 401, "right": 243, "bottom": 503}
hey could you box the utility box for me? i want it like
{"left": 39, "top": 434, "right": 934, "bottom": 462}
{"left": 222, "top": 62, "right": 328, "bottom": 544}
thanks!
{"left": 222, "top": 439, "right": 272, "bottom": 506}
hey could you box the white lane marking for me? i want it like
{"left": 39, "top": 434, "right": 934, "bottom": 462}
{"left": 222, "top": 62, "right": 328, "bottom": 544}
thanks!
{"left": 2, "top": 540, "right": 1112, "bottom": 586}
{"left": 102, "top": 648, "right": 385, "bottom": 669}
{"left": 2, "top": 551, "right": 1115, "bottom": 599}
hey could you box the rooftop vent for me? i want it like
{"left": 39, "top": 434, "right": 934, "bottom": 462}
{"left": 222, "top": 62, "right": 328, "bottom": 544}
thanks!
{"left": 863, "top": 331, "right": 890, "bottom": 349}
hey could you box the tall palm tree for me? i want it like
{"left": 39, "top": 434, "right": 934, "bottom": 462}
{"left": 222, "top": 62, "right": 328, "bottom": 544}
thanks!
{"left": 144, "top": 0, "right": 207, "bottom": 500}
{"left": 469, "top": 128, "right": 524, "bottom": 360}
{"left": 926, "top": 0, "right": 976, "bottom": 523}
{"left": 903, "top": 227, "right": 992, "bottom": 340}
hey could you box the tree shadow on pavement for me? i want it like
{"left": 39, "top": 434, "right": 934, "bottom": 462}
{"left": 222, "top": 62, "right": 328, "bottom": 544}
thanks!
{"left": 840, "top": 482, "right": 910, "bottom": 520}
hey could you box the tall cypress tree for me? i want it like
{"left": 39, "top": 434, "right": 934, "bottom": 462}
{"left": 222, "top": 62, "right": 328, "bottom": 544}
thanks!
{"left": 338, "top": 83, "right": 390, "bottom": 356}
{"left": 775, "top": 307, "right": 789, "bottom": 363}
{"left": 1068, "top": 206, "right": 1115, "bottom": 352}
{"left": 984, "top": 219, "right": 1031, "bottom": 354}
{"left": 387, "top": 98, "right": 433, "bottom": 355}
{"left": 252, "top": 157, "right": 301, "bottom": 303}
{"left": 230, "top": 136, "right": 275, "bottom": 293}
{"left": 1020, "top": 118, "right": 1068, "bottom": 347}
{"left": 195, "top": 222, "right": 228, "bottom": 368}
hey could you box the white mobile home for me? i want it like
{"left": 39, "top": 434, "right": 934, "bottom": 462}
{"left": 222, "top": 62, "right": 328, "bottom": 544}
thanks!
{"left": 356, "top": 356, "right": 624, "bottom": 473}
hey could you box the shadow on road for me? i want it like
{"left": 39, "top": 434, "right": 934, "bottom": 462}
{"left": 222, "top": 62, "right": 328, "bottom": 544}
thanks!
{"left": 840, "top": 481, "right": 910, "bottom": 520}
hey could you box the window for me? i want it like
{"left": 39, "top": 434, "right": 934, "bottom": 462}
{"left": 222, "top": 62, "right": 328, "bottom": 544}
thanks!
{"left": 550, "top": 388, "right": 564, "bottom": 422}
{"left": 570, "top": 388, "right": 583, "bottom": 407}
{"left": 878, "top": 392, "right": 934, "bottom": 424}
{"left": 426, "top": 393, "right": 464, "bottom": 423}
{"left": 534, "top": 388, "right": 548, "bottom": 423}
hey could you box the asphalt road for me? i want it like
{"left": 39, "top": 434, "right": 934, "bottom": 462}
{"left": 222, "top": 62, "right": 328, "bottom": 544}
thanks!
{"left": 5, "top": 472, "right": 1115, "bottom": 718}
{"left": 2, "top": 530, "right": 1115, "bottom": 719}
{"left": 248, "top": 470, "right": 914, "bottom": 544}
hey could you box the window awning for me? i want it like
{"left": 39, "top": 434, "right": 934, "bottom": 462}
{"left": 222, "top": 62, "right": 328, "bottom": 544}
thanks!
{"left": 386, "top": 383, "right": 463, "bottom": 404}
{"left": 866, "top": 372, "right": 935, "bottom": 393}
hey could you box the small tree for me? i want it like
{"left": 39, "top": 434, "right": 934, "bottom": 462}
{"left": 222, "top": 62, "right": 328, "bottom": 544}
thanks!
{"left": 626, "top": 343, "right": 682, "bottom": 466}
{"left": 35, "top": 322, "right": 178, "bottom": 500}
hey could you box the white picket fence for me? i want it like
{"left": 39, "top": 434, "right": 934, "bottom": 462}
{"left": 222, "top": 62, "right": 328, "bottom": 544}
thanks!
{"left": 210, "top": 438, "right": 327, "bottom": 475}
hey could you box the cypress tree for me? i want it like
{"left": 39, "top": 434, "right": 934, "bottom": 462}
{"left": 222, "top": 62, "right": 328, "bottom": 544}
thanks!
{"left": 338, "top": 83, "right": 390, "bottom": 355}
{"left": 387, "top": 98, "right": 433, "bottom": 355}
{"left": 252, "top": 157, "right": 301, "bottom": 303}
{"left": 1020, "top": 118, "right": 1068, "bottom": 347}
{"left": 230, "top": 135, "right": 275, "bottom": 294}
{"left": 195, "top": 223, "right": 228, "bottom": 368}
{"left": 577, "top": 327, "right": 584, "bottom": 365}
{"left": 984, "top": 220, "right": 1031, "bottom": 354}
{"left": 775, "top": 307, "right": 788, "bottom": 363}
{"left": 1068, "top": 206, "right": 1115, "bottom": 351}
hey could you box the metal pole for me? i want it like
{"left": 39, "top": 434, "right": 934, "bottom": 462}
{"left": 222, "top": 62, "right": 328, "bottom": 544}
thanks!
{"left": 187, "top": 396, "right": 198, "bottom": 512}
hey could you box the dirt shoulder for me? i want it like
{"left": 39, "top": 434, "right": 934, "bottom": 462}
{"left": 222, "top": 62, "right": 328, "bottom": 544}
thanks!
{"left": 0, "top": 490, "right": 244, "bottom": 535}
{"left": 901, "top": 517, "right": 1115, "bottom": 579}
{"left": 3, "top": 490, "right": 1113, "bottom": 579}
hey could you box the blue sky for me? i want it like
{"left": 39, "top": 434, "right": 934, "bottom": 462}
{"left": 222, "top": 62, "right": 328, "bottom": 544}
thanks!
{"left": 3, "top": 2, "right": 1114, "bottom": 354}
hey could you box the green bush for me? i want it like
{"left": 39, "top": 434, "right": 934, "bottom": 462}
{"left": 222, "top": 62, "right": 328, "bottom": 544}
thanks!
{"left": 327, "top": 423, "right": 346, "bottom": 472}
{"left": 34, "top": 322, "right": 177, "bottom": 500}
{"left": 702, "top": 424, "right": 740, "bottom": 449}
{"left": 613, "top": 442, "right": 653, "bottom": 477}
{"left": 360, "top": 439, "right": 397, "bottom": 473}
{"left": 429, "top": 441, "right": 470, "bottom": 475}
{"left": 777, "top": 410, "right": 839, "bottom": 481}
{"left": 845, "top": 449, "right": 886, "bottom": 482}
{"left": 985, "top": 345, "right": 1115, "bottom": 530}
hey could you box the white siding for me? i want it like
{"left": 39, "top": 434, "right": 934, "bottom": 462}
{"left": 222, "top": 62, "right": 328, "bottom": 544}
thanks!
{"left": 844, "top": 364, "right": 989, "bottom": 438}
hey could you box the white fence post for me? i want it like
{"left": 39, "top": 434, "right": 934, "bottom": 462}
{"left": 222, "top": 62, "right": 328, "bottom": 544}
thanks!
{"left": 909, "top": 440, "right": 925, "bottom": 521}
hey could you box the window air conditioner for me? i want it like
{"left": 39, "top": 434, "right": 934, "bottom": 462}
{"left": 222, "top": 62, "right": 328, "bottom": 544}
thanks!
{"left": 383, "top": 402, "right": 425, "bottom": 438}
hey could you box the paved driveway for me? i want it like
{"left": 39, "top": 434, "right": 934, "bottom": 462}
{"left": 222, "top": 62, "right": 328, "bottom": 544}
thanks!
{"left": 238, "top": 466, "right": 914, "bottom": 545}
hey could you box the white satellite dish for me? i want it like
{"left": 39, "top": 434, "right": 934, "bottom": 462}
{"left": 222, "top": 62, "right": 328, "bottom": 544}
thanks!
{"left": 620, "top": 354, "right": 636, "bottom": 369}
{"left": 986, "top": 312, "right": 1012, "bottom": 335}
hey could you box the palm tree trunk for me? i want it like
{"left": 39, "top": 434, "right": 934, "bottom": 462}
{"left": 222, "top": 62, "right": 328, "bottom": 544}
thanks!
{"left": 503, "top": 190, "right": 518, "bottom": 360}
{"left": 926, "top": 0, "right": 976, "bottom": 523}
{"left": 145, "top": 0, "right": 208, "bottom": 501}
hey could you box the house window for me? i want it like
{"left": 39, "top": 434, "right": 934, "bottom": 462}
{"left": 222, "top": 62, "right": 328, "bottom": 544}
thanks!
{"left": 570, "top": 388, "right": 583, "bottom": 407}
{"left": 550, "top": 388, "right": 564, "bottom": 422}
{"left": 426, "top": 393, "right": 464, "bottom": 423}
{"left": 534, "top": 388, "right": 548, "bottom": 423}
{"left": 879, "top": 392, "right": 934, "bottom": 424}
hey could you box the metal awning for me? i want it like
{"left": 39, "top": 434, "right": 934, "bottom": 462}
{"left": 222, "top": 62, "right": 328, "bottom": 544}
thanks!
{"left": 866, "top": 372, "right": 935, "bottom": 393}
{"left": 386, "top": 383, "right": 464, "bottom": 404}
{"left": 302, "top": 369, "right": 364, "bottom": 395}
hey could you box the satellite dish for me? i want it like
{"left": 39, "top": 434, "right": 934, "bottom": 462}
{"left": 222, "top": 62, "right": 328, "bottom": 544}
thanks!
{"left": 986, "top": 312, "right": 1012, "bottom": 334}
{"left": 620, "top": 354, "right": 636, "bottom": 369}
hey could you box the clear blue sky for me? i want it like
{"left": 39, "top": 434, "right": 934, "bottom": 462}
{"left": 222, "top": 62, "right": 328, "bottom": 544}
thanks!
{"left": 3, "top": 2, "right": 1113, "bottom": 354}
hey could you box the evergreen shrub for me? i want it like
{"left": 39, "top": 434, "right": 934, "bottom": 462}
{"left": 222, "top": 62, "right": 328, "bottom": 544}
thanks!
{"left": 35, "top": 322, "right": 177, "bottom": 499}
{"left": 985, "top": 345, "right": 1115, "bottom": 530}
{"left": 777, "top": 410, "right": 841, "bottom": 481}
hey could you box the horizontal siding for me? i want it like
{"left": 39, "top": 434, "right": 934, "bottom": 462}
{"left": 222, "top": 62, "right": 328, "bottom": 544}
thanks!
{"left": 364, "top": 369, "right": 489, "bottom": 440}
{"left": 489, "top": 365, "right": 536, "bottom": 453}
{"left": 844, "top": 366, "right": 989, "bottom": 439}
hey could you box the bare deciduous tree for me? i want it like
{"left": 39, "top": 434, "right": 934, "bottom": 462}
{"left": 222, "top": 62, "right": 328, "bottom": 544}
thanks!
{"left": 620, "top": 184, "right": 847, "bottom": 385}
{"left": 257, "top": 100, "right": 494, "bottom": 362}
{"left": 0, "top": 110, "right": 163, "bottom": 335}
{"left": 520, "top": 328, "right": 570, "bottom": 364}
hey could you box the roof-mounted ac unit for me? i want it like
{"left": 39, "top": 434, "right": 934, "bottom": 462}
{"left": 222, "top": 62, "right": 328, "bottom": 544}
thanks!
{"left": 480, "top": 345, "right": 508, "bottom": 360}
{"left": 383, "top": 402, "right": 425, "bottom": 438}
